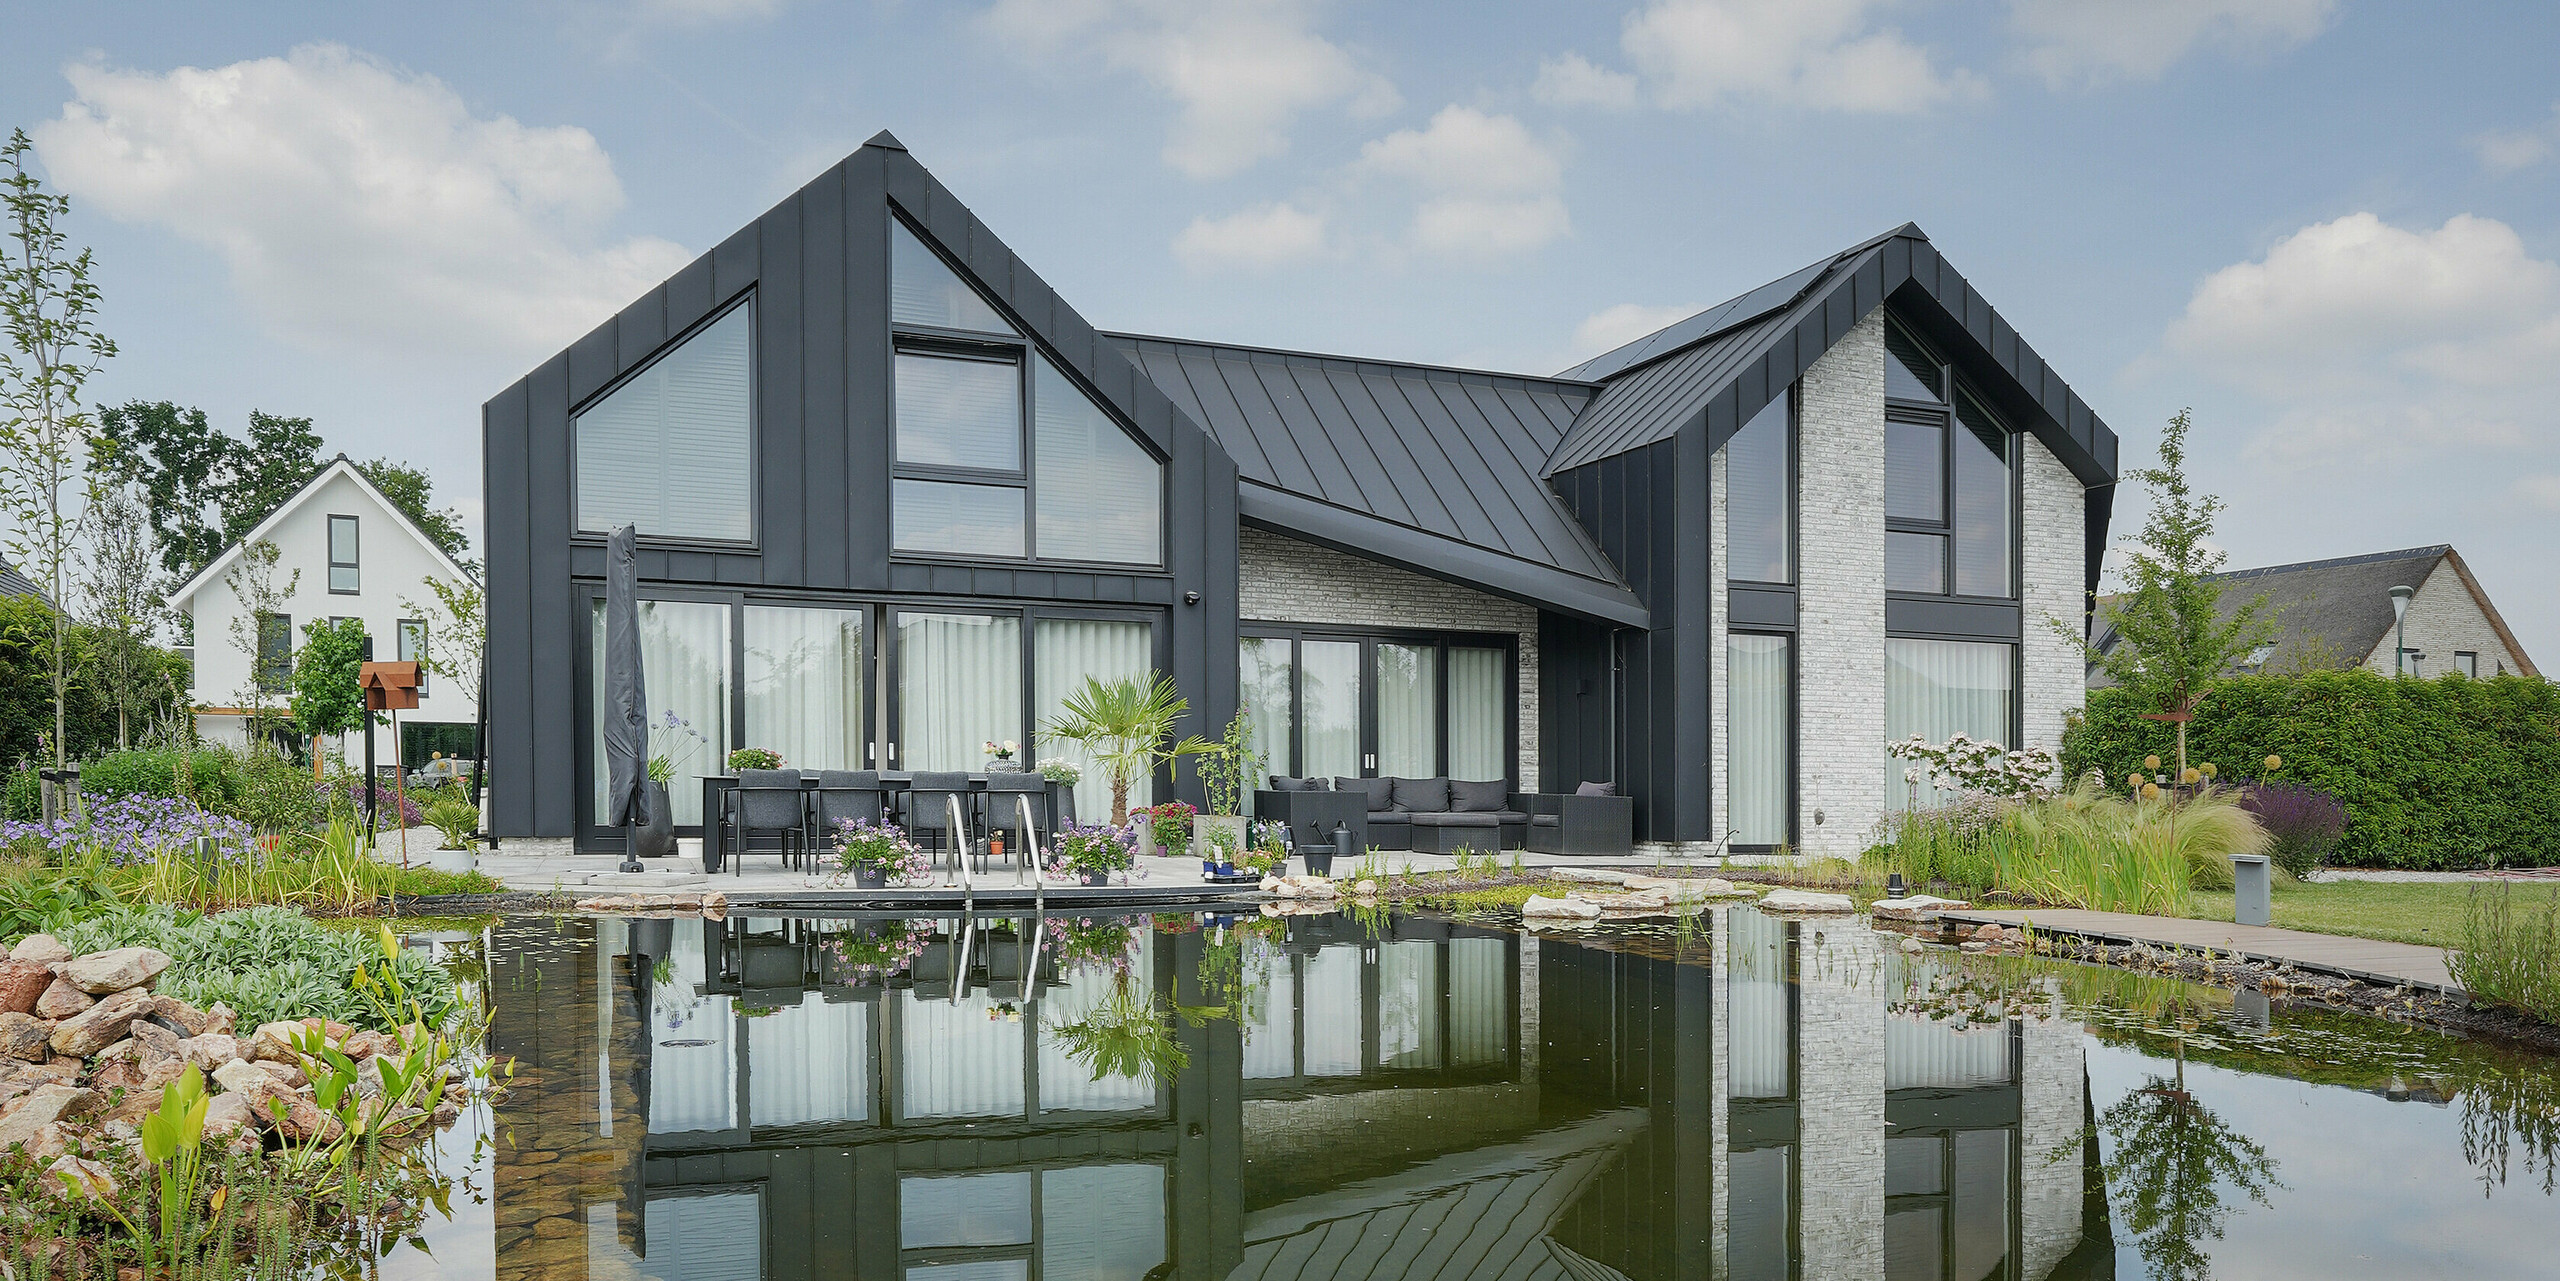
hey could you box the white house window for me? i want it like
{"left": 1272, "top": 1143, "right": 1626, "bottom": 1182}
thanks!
{"left": 1884, "top": 317, "right": 2015, "bottom": 600}
{"left": 889, "top": 214, "right": 1162, "bottom": 566}
{"left": 327, "top": 516, "right": 360, "bottom": 594}
{"left": 399, "top": 619, "right": 429, "bottom": 695}
{"left": 1885, "top": 638, "right": 2015, "bottom": 808}
{"left": 574, "top": 302, "right": 755, "bottom": 543}
{"left": 2455, "top": 651, "right": 2479, "bottom": 678}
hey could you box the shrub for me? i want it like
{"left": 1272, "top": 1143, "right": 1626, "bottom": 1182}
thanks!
{"left": 2451, "top": 885, "right": 2560, "bottom": 1026}
{"left": 78, "top": 747, "right": 245, "bottom": 811}
{"left": 1, "top": 793, "right": 255, "bottom": 868}
{"left": 727, "top": 747, "right": 784, "bottom": 771}
{"left": 50, "top": 903, "right": 468, "bottom": 1032}
{"left": 2064, "top": 670, "right": 2560, "bottom": 869}
{"left": 3, "top": 767, "right": 35, "bottom": 821}
{"left": 232, "top": 749, "right": 326, "bottom": 835}
{"left": 327, "top": 776, "right": 425, "bottom": 831}
{"left": 2237, "top": 783, "right": 2347, "bottom": 879}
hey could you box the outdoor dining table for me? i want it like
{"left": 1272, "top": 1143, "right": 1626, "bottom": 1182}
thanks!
{"left": 698, "top": 771, "right": 1041, "bottom": 874}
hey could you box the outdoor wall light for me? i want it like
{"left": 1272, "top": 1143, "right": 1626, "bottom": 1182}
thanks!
{"left": 1184, "top": 590, "right": 1202, "bottom": 605}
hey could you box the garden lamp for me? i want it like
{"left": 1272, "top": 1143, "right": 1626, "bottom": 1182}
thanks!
{"left": 2388, "top": 584, "right": 2414, "bottom": 676}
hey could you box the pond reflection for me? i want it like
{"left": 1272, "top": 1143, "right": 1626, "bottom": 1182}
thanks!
{"left": 456, "top": 908, "right": 2560, "bottom": 1281}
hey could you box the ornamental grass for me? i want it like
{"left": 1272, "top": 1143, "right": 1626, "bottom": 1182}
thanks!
{"left": 1871, "top": 781, "right": 2271, "bottom": 916}
{"left": 2452, "top": 884, "right": 2560, "bottom": 1026}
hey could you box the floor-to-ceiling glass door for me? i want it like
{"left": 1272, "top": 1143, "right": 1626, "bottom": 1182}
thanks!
{"left": 744, "top": 603, "right": 869, "bottom": 771}
{"left": 1301, "top": 639, "right": 1363, "bottom": 779}
{"left": 1240, "top": 629, "right": 1516, "bottom": 785}
{"left": 890, "top": 610, "right": 1022, "bottom": 773}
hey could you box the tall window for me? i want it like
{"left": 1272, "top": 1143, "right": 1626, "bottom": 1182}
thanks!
{"left": 891, "top": 217, "right": 1161, "bottom": 565}
{"left": 896, "top": 612, "right": 1021, "bottom": 772}
{"left": 256, "top": 613, "right": 293, "bottom": 694}
{"left": 1239, "top": 631, "right": 1513, "bottom": 784}
{"left": 327, "top": 516, "right": 359, "bottom": 594}
{"left": 397, "top": 619, "right": 428, "bottom": 695}
{"left": 1884, "top": 318, "right": 2014, "bottom": 599}
{"left": 1885, "top": 638, "right": 2014, "bottom": 808}
{"left": 1033, "top": 618, "right": 1154, "bottom": 816}
{"left": 589, "top": 599, "right": 731, "bottom": 826}
{"left": 1726, "top": 391, "right": 1793, "bottom": 584}
{"left": 744, "top": 606, "right": 865, "bottom": 772}
{"left": 575, "top": 302, "right": 755, "bottom": 543}
{"left": 1729, "top": 634, "right": 1791, "bottom": 845}
{"left": 1238, "top": 637, "right": 1295, "bottom": 790}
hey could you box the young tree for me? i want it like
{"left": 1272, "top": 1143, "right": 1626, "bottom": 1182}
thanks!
{"left": 222, "top": 539, "right": 299, "bottom": 743}
{"left": 1038, "top": 673, "right": 1212, "bottom": 825}
{"left": 399, "top": 574, "right": 483, "bottom": 712}
{"left": 0, "top": 130, "right": 115, "bottom": 768}
{"left": 78, "top": 480, "right": 163, "bottom": 748}
{"left": 2065, "top": 409, "right": 2278, "bottom": 775}
{"left": 291, "top": 617, "right": 371, "bottom": 780}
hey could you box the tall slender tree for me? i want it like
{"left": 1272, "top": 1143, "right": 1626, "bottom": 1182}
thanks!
{"left": 78, "top": 480, "right": 163, "bottom": 749}
{"left": 0, "top": 130, "right": 115, "bottom": 768}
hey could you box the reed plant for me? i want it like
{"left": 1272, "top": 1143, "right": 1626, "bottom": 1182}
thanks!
{"left": 2451, "top": 883, "right": 2560, "bottom": 1025}
{"left": 1870, "top": 781, "right": 2268, "bottom": 916}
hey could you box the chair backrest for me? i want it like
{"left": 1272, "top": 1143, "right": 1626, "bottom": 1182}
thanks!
{"left": 907, "top": 771, "right": 971, "bottom": 831}
{"left": 736, "top": 770, "right": 806, "bottom": 827}
{"left": 984, "top": 771, "right": 1048, "bottom": 835}
{"left": 813, "top": 770, "right": 885, "bottom": 831}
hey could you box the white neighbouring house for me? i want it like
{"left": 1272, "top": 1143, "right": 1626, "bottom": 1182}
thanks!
{"left": 168, "top": 457, "right": 479, "bottom": 772}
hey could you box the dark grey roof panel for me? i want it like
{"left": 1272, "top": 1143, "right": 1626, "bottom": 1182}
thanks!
{"left": 1558, "top": 253, "right": 1837, "bottom": 383}
{"left": 1544, "top": 309, "right": 1795, "bottom": 474}
{"left": 1114, "top": 334, "right": 1639, "bottom": 620}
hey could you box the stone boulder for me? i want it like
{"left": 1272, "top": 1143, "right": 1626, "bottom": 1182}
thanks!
{"left": 149, "top": 997, "right": 214, "bottom": 1037}
{"left": 0, "top": 1012, "right": 52, "bottom": 1062}
{"left": 1552, "top": 868, "right": 1630, "bottom": 885}
{"left": 125, "top": 1019, "right": 182, "bottom": 1069}
{"left": 33, "top": 980, "right": 93, "bottom": 1021}
{"left": 1571, "top": 890, "right": 1674, "bottom": 913}
{"left": 0, "top": 1084, "right": 97, "bottom": 1151}
{"left": 0, "top": 959, "right": 53, "bottom": 1015}
{"left": 212, "top": 1057, "right": 270, "bottom": 1096}
{"left": 61, "top": 947, "right": 171, "bottom": 996}
{"left": 8, "top": 935, "right": 70, "bottom": 965}
{"left": 1757, "top": 889, "right": 1857, "bottom": 914}
{"left": 1872, "top": 894, "right": 1971, "bottom": 922}
{"left": 1522, "top": 895, "right": 1603, "bottom": 920}
{"left": 175, "top": 1034, "right": 244, "bottom": 1073}
{"left": 48, "top": 988, "right": 156, "bottom": 1058}
{"left": 202, "top": 1090, "right": 257, "bottom": 1140}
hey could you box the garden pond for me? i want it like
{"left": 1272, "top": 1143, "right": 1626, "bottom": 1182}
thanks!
{"left": 365, "top": 906, "right": 2559, "bottom": 1280}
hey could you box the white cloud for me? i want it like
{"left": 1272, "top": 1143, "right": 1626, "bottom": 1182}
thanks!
{"left": 33, "top": 44, "right": 688, "bottom": 363}
{"left": 1620, "top": 0, "right": 1984, "bottom": 114}
{"left": 2008, "top": 0, "right": 2336, "bottom": 87}
{"left": 1173, "top": 202, "right": 1329, "bottom": 272}
{"left": 2473, "top": 103, "right": 2560, "bottom": 173}
{"left": 979, "top": 0, "right": 1397, "bottom": 180}
{"left": 1533, "top": 53, "right": 1639, "bottom": 110}
{"left": 1569, "top": 302, "right": 1699, "bottom": 364}
{"left": 1354, "top": 106, "right": 1571, "bottom": 256}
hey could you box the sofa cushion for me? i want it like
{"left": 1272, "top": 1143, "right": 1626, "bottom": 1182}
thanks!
{"left": 1491, "top": 810, "right": 1530, "bottom": 824}
{"left": 1574, "top": 780, "right": 1619, "bottom": 797}
{"left": 1529, "top": 814, "right": 1559, "bottom": 826}
{"left": 1391, "top": 776, "right": 1452, "bottom": 813}
{"left": 1335, "top": 777, "right": 1395, "bottom": 813}
{"left": 1410, "top": 811, "right": 1499, "bottom": 828}
{"left": 1449, "top": 779, "right": 1508, "bottom": 812}
{"left": 1367, "top": 812, "right": 1411, "bottom": 827}
{"left": 1268, "top": 775, "right": 1330, "bottom": 792}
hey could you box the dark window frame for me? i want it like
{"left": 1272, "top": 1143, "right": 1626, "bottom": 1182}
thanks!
{"left": 256, "top": 612, "right": 294, "bottom": 694}
{"left": 1237, "top": 622, "right": 1520, "bottom": 786}
{"left": 887, "top": 206, "right": 1168, "bottom": 571}
{"left": 327, "top": 515, "right": 360, "bottom": 595}
{"left": 1726, "top": 384, "right": 1799, "bottom": 590}
{"left": 567, "top": 291, "right": 762, "bottom": 551}
{"left": 1884, "top": 316, "right": 2020, "bottom": 607}
{"left": 2454, "top": 650, "right": 2479, "bottom": 679}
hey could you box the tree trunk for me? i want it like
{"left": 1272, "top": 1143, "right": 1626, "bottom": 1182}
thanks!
{"left": 1110, "top": 775, "right": 1130, "bottom": 827}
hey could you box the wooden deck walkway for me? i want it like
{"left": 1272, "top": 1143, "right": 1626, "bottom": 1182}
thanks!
{"left": 1938, "top": 907, "right": 2463, "bottom": 995}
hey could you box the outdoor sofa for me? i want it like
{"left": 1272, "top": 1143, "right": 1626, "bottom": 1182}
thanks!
{"left": 1256, "top": 776, "right": 1634, "bottom": 857}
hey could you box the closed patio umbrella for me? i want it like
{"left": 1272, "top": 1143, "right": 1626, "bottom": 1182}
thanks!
{"left": 602, "top": 525, "right": 651, "bottom": 869}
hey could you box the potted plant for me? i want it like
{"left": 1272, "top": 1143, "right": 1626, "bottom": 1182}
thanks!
{"left": 1249, "top": 819, "right": 1297, "bottom": 877}
{"left": 1050, "top": 822, "right": 1138, "bottom": 886}
{"left": 1037, "top": 757, "right": 1083, "bottom": 827}
{"left": 1038, "top": 674, "right": 1213, "bottom": 825}
{"left": 1138, "top": 799, "right": 1195, "bottom": 862}
{"left": 1190, "top": 707, "right": 1260, "bottom": 865}
{"left": 728, "top": 747, "right": 785, "bottom": 772}
{"left": 833, "top": 817, "right": 930, "bottom": 889}
{"left": 424, "top": 791, "right": 481, "bottom": 874}
{"left": 638, "top": 710, "right": 707, "bottom": 859}
{"left": 825, "top": 919, "right": 931, "bottom": 984}
{"left": 982, "top": 738, "right": 1022, "bottom": 771}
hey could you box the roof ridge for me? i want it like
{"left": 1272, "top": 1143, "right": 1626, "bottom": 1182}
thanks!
{"left": 1104, "top": 330, "right": 1596, "bottom": 389}
{"left": 2210, "top": 545, "right": 2451, "bottom": 580}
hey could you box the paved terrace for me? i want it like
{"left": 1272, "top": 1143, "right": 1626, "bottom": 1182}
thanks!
{"left": 1939, "top": 907, "right": 2463, "bottom": 994}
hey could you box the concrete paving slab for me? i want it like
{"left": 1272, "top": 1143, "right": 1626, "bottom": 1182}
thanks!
{"left": 1940, "top": 907, "right": 2463, "bottom": 993}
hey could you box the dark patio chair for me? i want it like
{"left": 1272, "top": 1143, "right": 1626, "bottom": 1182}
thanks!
{"left": 810, "top": 770, "right": 887, "bottom": 856}
{"left": 1524, "top": 787, "right": 1636, "bottom": 857}
{"left": 905, "top": 771, "right": 975, "bottom": 877}
{"left": 982, "top": 771, "right": 1048, "bottom": 877}
{"left": 729, "top": 769, "right": 811, "bottom": 875}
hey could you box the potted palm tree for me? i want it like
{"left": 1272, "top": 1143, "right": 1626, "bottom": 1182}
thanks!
{"left": 1038, "top": 674, "right": 1213, "bottom": 827}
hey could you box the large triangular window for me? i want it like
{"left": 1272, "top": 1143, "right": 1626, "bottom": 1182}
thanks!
{"left": 889, "top": 214, "right": 1161, "bottom": 565}
{"left": 575, "top": 302, "right": 754, "bottom": 542}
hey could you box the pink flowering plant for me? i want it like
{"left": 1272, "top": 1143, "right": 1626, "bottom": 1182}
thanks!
{"left": 825, "top": 919, "right": 933, "bottom": 981}
{"left": 1139, "top": 800, "right": 1195, "bottom": 851}
{"left": 833, "top": 818, "right": 931, "bottom": 885}
{"left": 1045, "top": 915, "right": 1139, "bottom": 977}
{"left": 1047, "top": 821, "right": 1140, "bottom": 882}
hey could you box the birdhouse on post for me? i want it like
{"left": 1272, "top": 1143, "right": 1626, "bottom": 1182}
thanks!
{"left": 361, "top": 662, "right": 423, "bottom": 711}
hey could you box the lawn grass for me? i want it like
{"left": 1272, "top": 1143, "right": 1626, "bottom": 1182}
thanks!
{"left": 2173, "top": 879, "right": 2526, "bottom": 948}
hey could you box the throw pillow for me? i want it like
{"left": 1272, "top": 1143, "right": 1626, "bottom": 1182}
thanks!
{"left": 1335, "top": 776, "right": 1395, "bottom": 812}
{"left": 1391, "top": 776, "right": 1453, "bottom": 813}
{"left": 1574, "top": 780, "right": 1619, "bottom": 797}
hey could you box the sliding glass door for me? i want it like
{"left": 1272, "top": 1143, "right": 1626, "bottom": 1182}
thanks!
{"left": 1033, "top": 617, "right": 1154, "bottom": 817}
{"left": 744, "top": 605, "right": 866, "bottom": 771}
{"left": 1374, "top": 643, "right": 1440, "bottom": 778}
{"left": 1240, "top": 629, "right": 1515, "bottom": 787}
{"left": 894, "top": 612, "right": 1022, "bottom": 773}
{"left": 1729, "top": 633, "right": 1792, "bottom": 847}
{"left": 1300, "top": 640, "right": 1362, "bottom": 780}
{"left": 1446, "top": 647, "right": 1507, "bottom": 782}
{"left": 589, "top": 598, "right": 730, "bottom": 826}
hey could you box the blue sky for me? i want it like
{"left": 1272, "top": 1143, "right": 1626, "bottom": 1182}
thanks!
{"left": 6, "top": 1, "right": 2556, "bottom": 661}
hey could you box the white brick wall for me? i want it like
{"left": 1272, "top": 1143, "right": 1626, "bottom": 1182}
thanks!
{"left": 1237, "top": 525, "right": 1540, "bottom": 784}
{"left": 1794, "top": 310, "right": 1890, "bottom": 858}
{"left": 2360, "top": 557, "right": 2531, "bottom": 678}
{"left": 1793, "top": 922, "right": 1887, "bottom": 1277}
{"left": 2022, "top": 434, "right": 2088, "bottom": 765}
{"left": 2019, "top": 983, "right": 2091, "bottom": 1278}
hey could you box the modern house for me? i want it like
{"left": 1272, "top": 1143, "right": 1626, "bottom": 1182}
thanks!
{"left": 171, "top": 456, "right": 481, "bottom": 768}
{"left": 2092, "top": 544, "right": 2537, "bottom": 681}
{"left": 482, "top": 132, "right": 2118, "bottom": 855}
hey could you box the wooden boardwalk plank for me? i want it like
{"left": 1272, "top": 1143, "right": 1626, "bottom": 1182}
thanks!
{"left": 1938, "top": 908, "right": 2462, "bottom": 994}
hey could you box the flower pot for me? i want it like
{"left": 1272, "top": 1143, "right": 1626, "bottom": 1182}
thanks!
{"left": 1301, "top": 848, "right": 1334, "bottom": 877}
{"left": 1136, "top": 823, "right": 1160, "bottom": 861}
{"left": 1079, "top": 869, "right": 1111, "bottom": 887}
{"left": 1217, "top": 862, "right": 1237, "bottom": 878}
{"left": 634, "top": 781, "right": 677, "bottom": 859}
{"left": 1046, "top": 781, "right": 1077, "bottom": 828}
{"left": 853, "top": 865, "right": 889, "bottom": 890}
{"left": 430, "top": 846, "right": 476, "bottom": 875}
{"left": 1202, "top": 860, "right": 1220, "bottom": 878}
{"left": 986, "top": 756, "right": 1023, "bottom": 772}
{"left": 1194, "top": 815, "right": 1248, "bottom": 862}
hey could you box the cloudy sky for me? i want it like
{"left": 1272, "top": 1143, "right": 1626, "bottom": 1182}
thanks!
{"left": 5, "top": 1, "right": 2555, "bottom": 659}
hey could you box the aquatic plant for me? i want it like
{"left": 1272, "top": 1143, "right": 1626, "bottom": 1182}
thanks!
{"left": 1049, "top": 978, "right": 1187, "bottom": 1082}
{"left": 2452, "top": 883, "right": 2560, "bottom": 1027}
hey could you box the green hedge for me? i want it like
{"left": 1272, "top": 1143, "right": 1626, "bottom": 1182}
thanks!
{"left": 2061, "top": 671, "right": 2560, "bottom": 870}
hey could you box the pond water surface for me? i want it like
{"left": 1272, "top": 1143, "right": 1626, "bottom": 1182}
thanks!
{"left": 384, "top": 908, "right": 2560, "bottom": 1281}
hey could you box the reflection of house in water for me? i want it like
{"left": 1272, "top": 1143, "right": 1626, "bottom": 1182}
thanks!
{"left": 482, "top": 911, "right": 2102, "bottom": 1280}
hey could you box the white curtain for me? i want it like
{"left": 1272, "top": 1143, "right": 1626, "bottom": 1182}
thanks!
{"left": 1041, "top": 1165, "right": 1166, "bottom": 1281}
{"left": 1884, "top": 638, "right": 2015, "bottom": 809}
{"left": 592, "top": 599, "right": 730, "bottom": 826}
{"left": 1238, "top": 637, "right": 1295, "bottom": 790}
{"left": 1378, "top": 940, "right": 1442, "bottom": 1070}
{"left": 1375, "top": 643, "right": 1439, "bottom": 778}
{"left": 1032, "top": 619, "right": 1153, "bottom": 817}
{"left": 1729, "top": 635, "right": 1791, "bottom": 845}
{"left": 1446, "top": 647, "right": 1506, "bottom": 782}
{"left": 1885, "top": 1017, "right": 2014, "bottom": 1089}
{"left": 899, "top": 614, "right": 1021, "bottom": 773}
{"left": 1447, "top": 937, "right": 1508, "bottom": 1067}
{"left": 1728, "top": 910, "right": 1789, "bottom": 1100}
{"left": 747, "top": 991, "right": 871, "bottom": 1127}
{"left": 898, "top": 992, "right": 1025, "bottom": 1118}
{"left": 1302, "top": 947, "right": 1362, "bottom": 1076}
{"left": 648, "top": 925, "right": 736, "bottom": 1133}
{"left": 743, "top": 606, "right": 863, "bottom": 771}
{"left": 1241, "top": 950, "right": 1296, "bottom": 1079}
{"left": 1300, "top": 640, "right": 1361, "bottom": 781}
